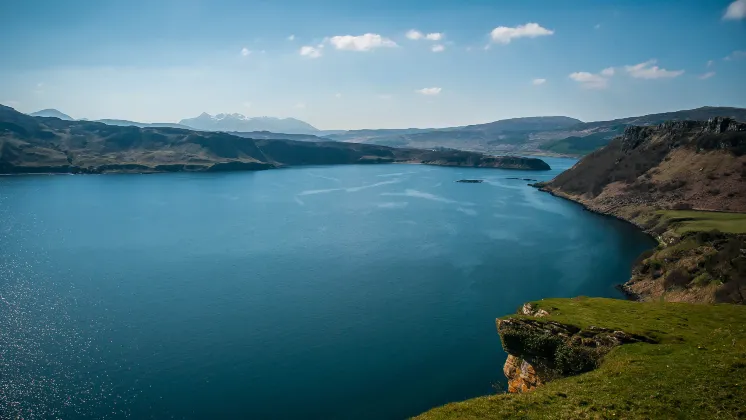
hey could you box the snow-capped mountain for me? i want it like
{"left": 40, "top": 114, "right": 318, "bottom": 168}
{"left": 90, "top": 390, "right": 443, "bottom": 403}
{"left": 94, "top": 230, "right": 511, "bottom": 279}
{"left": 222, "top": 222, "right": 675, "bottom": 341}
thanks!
{"left": 179, "top": 112, "right": 319, "bottom": 135}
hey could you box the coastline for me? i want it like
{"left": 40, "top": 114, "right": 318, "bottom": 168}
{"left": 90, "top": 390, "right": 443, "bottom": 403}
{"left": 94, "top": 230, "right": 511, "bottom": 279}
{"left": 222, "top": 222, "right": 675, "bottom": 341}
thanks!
{"left": 532, "top": 183, "right": 658, "bottom": 302}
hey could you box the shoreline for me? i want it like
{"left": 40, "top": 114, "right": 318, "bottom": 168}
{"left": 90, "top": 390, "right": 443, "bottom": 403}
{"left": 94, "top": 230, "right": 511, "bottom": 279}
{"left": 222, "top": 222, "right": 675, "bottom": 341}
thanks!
{"left": 533, "top": 184, "right": 658, "bottom": 302}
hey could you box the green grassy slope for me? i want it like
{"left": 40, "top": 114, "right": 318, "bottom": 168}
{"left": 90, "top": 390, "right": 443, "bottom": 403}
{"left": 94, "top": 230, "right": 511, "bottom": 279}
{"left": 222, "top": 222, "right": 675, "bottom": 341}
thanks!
{"left": 416, "top": 297, "right": 746, "bottom": 419}
{"left": 656, "top": 210, "right": 746, "bottom": 234}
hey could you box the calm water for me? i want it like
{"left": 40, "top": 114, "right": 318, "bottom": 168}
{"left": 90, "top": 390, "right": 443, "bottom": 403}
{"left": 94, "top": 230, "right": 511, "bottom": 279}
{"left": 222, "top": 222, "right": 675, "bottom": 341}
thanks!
{"left": 0, "top": 158, "right": 654, "bottom": 419}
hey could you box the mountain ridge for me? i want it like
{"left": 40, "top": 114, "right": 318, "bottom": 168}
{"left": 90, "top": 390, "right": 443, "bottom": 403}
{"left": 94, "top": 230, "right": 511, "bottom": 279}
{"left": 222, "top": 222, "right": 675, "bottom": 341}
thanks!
{"left": 178, "top": 112, "right": 320, "bottom": 135}
{"left": 0, "top": 104, "right": 549, "bottom": 174}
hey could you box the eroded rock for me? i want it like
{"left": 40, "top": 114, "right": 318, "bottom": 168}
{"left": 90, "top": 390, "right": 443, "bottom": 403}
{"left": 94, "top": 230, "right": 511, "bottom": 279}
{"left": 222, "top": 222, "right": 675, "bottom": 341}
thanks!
{"left": 497, "top": 305, "right": 655, "bottom": 393}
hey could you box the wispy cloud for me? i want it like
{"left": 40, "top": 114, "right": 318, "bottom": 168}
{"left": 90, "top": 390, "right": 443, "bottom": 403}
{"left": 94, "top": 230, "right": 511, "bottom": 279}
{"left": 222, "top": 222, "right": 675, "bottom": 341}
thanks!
{"left": 699, "top": 72, "right": 716, "bottom": 80}
{"left": 724, "top": 0, "right": 746, "bottom": 20}
{"left": 532, "top": 78, "right": 546, "bottom": 86}
{"left": 407, "top": 30, "right": 443, "bottom": 41}
{"left": 600, "top": 67, "right": 615, "bottom": 76}
{"left": 416, "top": 87, "right": 442, "bottom": 95}
{"left": 431, "top": 44, "right": 445, "bottom": 52}
{"left": 240, "top": 47, "right": 251, "bottom": 56}
{"left": 294, "top": 102, "right": 306, "bottom": 109}
{"left": 299, "top": 45, "right": 322, "bottom": 58}
{"left": 624, "top": 59, "right": 684, "bottom": 79}
{"left": 707, "top": 60, "right": 714, "bottom": 68}
{"left": 724, "top": 50, "right": 746, "bottom": 61}
{"left": 489, "top": 23, "right": 554, "bottom": 44}
{"left": 406, "top": 29, "right": 424, "bottom": 40}
{"left": 287, "top": 34, "right": 295, "bottom": 41}
{"left": 569, "top": 71, "right": 610, "bottom": 89}
{"left": 328, "top": 33, "right": 397, "bottom": 51}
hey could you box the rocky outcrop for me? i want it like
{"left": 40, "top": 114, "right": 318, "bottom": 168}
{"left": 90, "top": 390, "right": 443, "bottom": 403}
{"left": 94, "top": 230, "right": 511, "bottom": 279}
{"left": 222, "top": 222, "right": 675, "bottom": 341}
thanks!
{"left": 497, "top": 304, "right": 655, "bottom": 393}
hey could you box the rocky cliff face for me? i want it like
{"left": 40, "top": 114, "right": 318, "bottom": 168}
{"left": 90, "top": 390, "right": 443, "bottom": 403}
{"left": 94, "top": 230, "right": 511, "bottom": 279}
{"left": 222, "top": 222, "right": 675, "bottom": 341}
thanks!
{"left": 497, "top": 303, "right": 655, "bottom": 393}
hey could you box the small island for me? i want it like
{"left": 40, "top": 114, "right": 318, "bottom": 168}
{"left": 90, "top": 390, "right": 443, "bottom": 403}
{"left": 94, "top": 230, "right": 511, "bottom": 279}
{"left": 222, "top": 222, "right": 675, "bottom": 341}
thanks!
{"left": 456, "top": 179, "right": 484, "bottom": 183}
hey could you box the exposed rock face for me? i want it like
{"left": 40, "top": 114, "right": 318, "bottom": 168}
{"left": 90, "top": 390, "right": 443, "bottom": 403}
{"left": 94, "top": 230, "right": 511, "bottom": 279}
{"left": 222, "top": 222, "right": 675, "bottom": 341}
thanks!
{"left": 497, "top": 304, "right": 655, "bottom": 393}
{"left": 503, "top": 355, "right": 543, "bottom": 393}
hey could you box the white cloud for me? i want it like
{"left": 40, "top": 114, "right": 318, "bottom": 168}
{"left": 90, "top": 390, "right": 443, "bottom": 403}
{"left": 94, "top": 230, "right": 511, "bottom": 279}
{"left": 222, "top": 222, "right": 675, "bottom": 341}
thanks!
{"left": 431, "top": 44, "right": 445, "bottom": 52}
{"left": 532, "top": 78, "right": 546, "bottom": 85}
{"left": 490, "top": 23, "right": 554, "bottom": 44}
{"left": 724, "top": 50, "right": 746, "bottom": 61}
{"left": 569, "top": 72, "right": 609, "bottom": 89}
{"left": 288, "top": 34, "right": 295, "bottom": 41}
{"left": 242, "top": 101, "right": 252, "bottom": 108}
{"left": 724, "top": 0, "right": 746, "bottom": 19}
{"left": 329, "top": 33, "right": 397, "bottom": 51}
{"left": 416, "top": 87, "right": 442, "bottom": 95}
{"left": 406, "top": 29, "right": 423, "bottom": 40}
{"left": 299, "top": 45, "right": 322, "bottom": 58}
{"left": 624, "top": 59, "right": 684, "bottom": 79}
{"left": 699, "top": 72, "right": 716, "bottom": 80}
{"left": 241, "top": 47, "right": 251, "bottom": 56}
{"left": 295, "top": 102, "right": 306, "bottom": 109}
{"left": 425, "top": 32, "right": 443, "bottom": 41}
{"left": 600, "top": 67, "right": 615, "bottom": 76}
{"left": 335, "top": 93, "right": 342, "bottom": 98}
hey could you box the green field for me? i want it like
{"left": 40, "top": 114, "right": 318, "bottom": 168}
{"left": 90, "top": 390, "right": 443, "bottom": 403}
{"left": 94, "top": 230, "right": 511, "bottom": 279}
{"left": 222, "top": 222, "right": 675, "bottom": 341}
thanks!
{"left": 415, "top": 297, "right": 746, "bottom": 419}
{"left": 657, "top": 210, "right": 746, "bottom": 234}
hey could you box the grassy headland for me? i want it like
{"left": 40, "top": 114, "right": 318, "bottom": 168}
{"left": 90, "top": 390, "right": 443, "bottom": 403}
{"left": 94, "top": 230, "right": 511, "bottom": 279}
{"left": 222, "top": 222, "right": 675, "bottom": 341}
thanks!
{"left": 417, "top": 297, "right": 746, "bottom": 420}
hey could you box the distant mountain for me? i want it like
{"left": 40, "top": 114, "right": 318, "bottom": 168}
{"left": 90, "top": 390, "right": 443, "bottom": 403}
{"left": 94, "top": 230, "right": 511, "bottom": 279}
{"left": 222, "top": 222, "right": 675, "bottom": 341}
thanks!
{"left": 179, "top": 113, "right": 319, "bottom": 135}
{"left": 0, "top": 104, "right": 549, "bottom": 174}
{"left": 322, "top": 107, "right": 746, "bottom": 157}
{"left": 539, "top": 107, "right": 746, "bottom": 155}
{"left": 29, "top": 109, "right": 73, "bottom": 120}
{"left": 228, "top": 131, "right": 325, "bottom": 142}
{"left": 95, "top": 119, "right": 191, "bottom": 129}
{"left": 323, "top": 116, "right": 583, "bottom": 151}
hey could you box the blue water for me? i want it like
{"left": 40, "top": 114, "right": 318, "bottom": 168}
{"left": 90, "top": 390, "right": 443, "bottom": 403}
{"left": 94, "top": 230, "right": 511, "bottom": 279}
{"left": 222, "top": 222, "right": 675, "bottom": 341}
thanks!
{"left": 0, "top": 158, "right": 654, "bottom": 419}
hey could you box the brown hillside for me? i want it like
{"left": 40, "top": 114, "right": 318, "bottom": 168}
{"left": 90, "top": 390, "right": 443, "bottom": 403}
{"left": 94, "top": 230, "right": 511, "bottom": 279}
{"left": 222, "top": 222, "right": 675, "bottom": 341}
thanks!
{"left": 539, "top": 117, "right": 746, "bottom": 304}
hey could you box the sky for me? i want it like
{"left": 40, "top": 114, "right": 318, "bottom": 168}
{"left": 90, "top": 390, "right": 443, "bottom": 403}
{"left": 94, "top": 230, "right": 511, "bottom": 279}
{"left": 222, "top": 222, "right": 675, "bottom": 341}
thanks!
{"left": 0, "top": 0, "right": 745, "bottom": 130}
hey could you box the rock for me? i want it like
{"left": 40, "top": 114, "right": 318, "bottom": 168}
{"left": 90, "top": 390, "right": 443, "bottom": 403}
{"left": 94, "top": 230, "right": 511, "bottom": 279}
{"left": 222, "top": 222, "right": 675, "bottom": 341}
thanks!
{"left": 504, "top": 355, "right": 543, "bottom": 393}
{"left": 497, "top": 306, "right": 656, "bottom": 394}
{"left": 456, "top": 179, "right": 484, "bottom": 183}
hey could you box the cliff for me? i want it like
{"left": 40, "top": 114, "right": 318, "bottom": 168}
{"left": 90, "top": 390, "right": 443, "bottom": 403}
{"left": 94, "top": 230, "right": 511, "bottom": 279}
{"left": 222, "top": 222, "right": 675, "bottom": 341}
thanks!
{"left": 417, "top": 297, "right": 746, "bottom": 419}
{"left": 0, "top": 105, "right": 549, "bottom": 174}
{"left": 537, "top": 117, "right": 746, "bottom": 303}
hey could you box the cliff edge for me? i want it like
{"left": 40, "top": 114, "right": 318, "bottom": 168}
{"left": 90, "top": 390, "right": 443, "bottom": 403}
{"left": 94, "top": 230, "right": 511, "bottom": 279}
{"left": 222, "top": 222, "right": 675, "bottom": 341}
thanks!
{"left": 416, "top": 297, "right": 746, "bottom": 419}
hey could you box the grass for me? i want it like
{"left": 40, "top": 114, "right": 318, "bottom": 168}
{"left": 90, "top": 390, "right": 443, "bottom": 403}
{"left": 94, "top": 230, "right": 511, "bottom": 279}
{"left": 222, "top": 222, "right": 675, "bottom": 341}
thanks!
{"left": 657, "top": 210, "right": 746, "bottom": 234}
{"left": 415, "top": 297, "right": 746, "bottom": 419}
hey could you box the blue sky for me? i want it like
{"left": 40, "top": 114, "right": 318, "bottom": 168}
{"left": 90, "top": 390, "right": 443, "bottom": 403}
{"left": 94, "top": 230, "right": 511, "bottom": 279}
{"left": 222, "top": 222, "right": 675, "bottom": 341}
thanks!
{"left": 1, "top": 0, "right": 745, "bottom": 129}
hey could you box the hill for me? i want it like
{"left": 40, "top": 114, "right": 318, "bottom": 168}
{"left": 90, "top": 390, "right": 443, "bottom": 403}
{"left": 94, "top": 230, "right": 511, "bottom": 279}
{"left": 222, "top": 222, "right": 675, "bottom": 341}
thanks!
{"left": 417, "top": 297, "right": 746, "bottom": 419}
{"left": 537, "top": 117, "right": 746, "bottom": 303}
{"left": 324, "top": 116, "right": 582, "bottom": 150}
{"left": 29, "top": 108, "right": 74, "bottom": 120}
{"left": 0, "top": 105, "right": 549, "bottom": 174}
{"left": 179, "top": 112, "right": 319, "bottom": 135}
{"left": 539, "top": 107, "right": 746, "bottom": 156}
{"left": 94, "top": 119, "right": 192, "bottom": 129}
{"left": 323, "top": 107, "right": 746, "bottom": 157}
